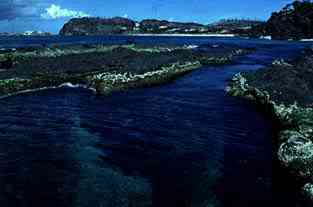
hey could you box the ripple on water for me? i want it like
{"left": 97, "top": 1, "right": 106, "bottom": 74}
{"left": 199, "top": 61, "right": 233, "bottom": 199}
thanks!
{"left": 0, "top": 39, "right": 306, "bottom": 207}
{"left": 0, "top": 69, "right": 272, "bottom": 207}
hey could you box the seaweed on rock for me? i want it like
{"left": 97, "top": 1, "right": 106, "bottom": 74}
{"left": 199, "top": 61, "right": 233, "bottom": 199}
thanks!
{"left": 226, "top": 51, "right": 313, "bottom": 203}
{"left": 0, "top": 44, "right": 249, "bottom": 98}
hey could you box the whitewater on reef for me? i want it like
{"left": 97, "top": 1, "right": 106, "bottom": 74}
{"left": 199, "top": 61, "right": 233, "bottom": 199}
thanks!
{"left": 0, "top": 82, "right": 96, "bottom": 100}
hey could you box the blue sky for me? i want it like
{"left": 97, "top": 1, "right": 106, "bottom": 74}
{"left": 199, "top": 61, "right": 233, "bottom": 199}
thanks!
{"left": 3, "top": 0, "right": 293, "bottom": 34}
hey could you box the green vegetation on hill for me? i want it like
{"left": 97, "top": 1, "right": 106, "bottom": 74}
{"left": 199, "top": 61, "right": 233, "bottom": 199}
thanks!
{"left": 60, "top": 17, "right": 135, "bottom": 36}
{"left": 58, "top": 1, "right": 313, "bottom": 39}
{"left": 246, "top": 0, "right": 313, "bottom": 39}
{"left": 208, "top": 19, "right": 264, "bottom": 34}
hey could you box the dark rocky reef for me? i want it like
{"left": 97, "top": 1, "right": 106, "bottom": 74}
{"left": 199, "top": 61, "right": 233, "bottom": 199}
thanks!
{"left": 59, "top": 17, "right": 135, "bottom": 36}
{"left": 244, "top": 48, "right": 313, "bottom": 106}
{"left": 0, "top": 44, "right": 249, "bottom": 97}
{"left": 226, "top": 48, "right": 313, "bottom": 204}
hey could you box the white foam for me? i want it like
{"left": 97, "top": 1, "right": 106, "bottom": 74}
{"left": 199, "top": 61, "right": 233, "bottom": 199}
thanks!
{"left": 260, "top": 36, "right": 272, "bottom": 40}
{"left": 0, "top": 83, "right": 96, "bottom": 100}
{"left": 300, "top": 39, "right": 313, "bottom": 42}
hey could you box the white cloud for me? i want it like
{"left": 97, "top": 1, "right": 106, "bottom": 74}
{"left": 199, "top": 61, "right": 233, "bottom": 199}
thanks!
{"left": 41, "top": 4, "right": 90, "bottom": 19}
{"left": 122, "top": 14, "right": 128, "bottom": 18}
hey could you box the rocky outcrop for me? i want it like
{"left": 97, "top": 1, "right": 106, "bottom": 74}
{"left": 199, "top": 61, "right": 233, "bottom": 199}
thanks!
{"left": 266, "top": 1, "right": 313, "bottom": 40}
{"left": 0, "top": 44, "right": 249, "bottom": 98}
{"left": 245, "top": 1, "right": 313, "bottom": 40}
{"left": 243, "top": 48, "right": 313, "bottom": 106}
{"left": 87, "top": 61, "right": 201, "bottom": 94}
{"left": 0, "top": 61, "right": 202, "bottom": 98}
{"left": 226, "top": 51, "right": 313, "bottom": 203}
{"left": 59, "top": 17, "right": 135, "bottom": 36}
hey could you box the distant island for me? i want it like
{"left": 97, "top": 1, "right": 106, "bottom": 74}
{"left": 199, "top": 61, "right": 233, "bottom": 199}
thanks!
{"left": 59, "top": 1, "right": 313, "bottom": 40}
{"left": 59, "top": 17, "right": 263, "bottom": 37}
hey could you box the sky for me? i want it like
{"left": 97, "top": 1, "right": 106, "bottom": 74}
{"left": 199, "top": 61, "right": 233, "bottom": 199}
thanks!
{"left": 2, "top": 0, "right": 294, "bottom": 34}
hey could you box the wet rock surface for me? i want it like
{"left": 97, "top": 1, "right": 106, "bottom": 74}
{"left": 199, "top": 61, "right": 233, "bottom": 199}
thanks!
{"left": 226, "top": 48, "right": 313, "bottom": 203}
{"left": 0, "top": 44, "right": 248, "bottom": 97}
{"left": 303, "top": 183, "right": 313, "bottom": 201}
{"left": 244, "top": 48, "right": 313, "bottom": 107}
{"left": 278, "top": 135, "right": 313, "bottom": 179}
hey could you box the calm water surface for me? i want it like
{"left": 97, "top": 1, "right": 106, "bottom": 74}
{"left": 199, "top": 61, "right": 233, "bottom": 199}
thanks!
{"left": 0, "top": 36, "right": 309, "bottom": 207}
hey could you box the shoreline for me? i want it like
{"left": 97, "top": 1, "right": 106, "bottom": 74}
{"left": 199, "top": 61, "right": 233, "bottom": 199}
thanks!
{"left": 0, "top": 82, "right": 96, "bottom": 100}
{"left": 127, "top": 33, "right": 236, "bottom": 37}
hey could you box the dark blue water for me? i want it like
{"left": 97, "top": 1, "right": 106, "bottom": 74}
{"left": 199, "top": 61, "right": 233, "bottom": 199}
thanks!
{"left": 0, "top": 36, "right": 309, "bottom": 207}
{"left": 0, "top": 34, "right": 309, "bottom": 49}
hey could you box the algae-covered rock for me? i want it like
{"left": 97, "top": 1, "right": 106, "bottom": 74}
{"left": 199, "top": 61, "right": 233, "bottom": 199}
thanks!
{"left": 226, "top": 50, "right": 313, "bottom": 203}
{"left": 225, "top": 73, "right": 249, "bottom": 97}
{"left": 87, "top": 61, "right": 202, "bottom": 94}
{"left": 0, "top": 44, "right": 248, "bottom": 98}
{"left": 244, "top": 48, "right": 313, "bottom": 107}
{"left": 273, "top": 104, "right": 313, "bottom": 137}
{"left": 278, "top": 135, "right": 313, "bottom": 179}
{"left": 0, "top": 54, "right": 15, "bottom": 69}
{"left": 278, "top": 130, "right": 304, "bottom": 144}
{"left": 271, "top": 59, "right": 293, "bottom": 67}
{"left": 273, "top": 103, "right": 300, "bottom": 126}
{"left": 303, "top": 183, "right": 313, "bottom": 202}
